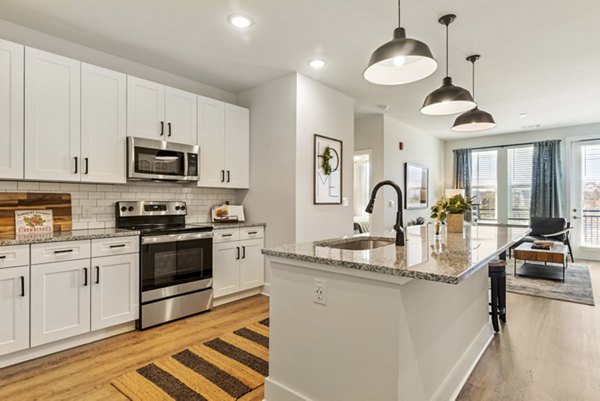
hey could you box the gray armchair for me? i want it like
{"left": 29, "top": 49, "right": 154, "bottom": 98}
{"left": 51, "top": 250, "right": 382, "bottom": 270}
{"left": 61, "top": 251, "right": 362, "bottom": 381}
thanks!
{"left": 509, "top": 217, "right": 574, "bottom": 262}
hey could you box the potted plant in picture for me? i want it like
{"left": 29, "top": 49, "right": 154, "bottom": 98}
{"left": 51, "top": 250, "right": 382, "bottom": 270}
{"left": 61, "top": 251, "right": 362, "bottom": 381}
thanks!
{"left": 444, "top": 194, "right": 472, "bottom": 233}
{"left": 430, "top": 199, "right": 447, "bottom": 237}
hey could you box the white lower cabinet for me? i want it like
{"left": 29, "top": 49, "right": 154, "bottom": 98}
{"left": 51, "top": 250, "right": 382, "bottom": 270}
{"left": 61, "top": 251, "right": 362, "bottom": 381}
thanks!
{"left": 213, "top": 227, "right": 264, "bottom": 299}
{"left": 31, "top": 259, "right": 91, "bottom": 347}
{"left": 0, "top": 266, "right": 29, "bottom": 355}
{"left": 91, "top": 253, "right": 139, "bottom": 330}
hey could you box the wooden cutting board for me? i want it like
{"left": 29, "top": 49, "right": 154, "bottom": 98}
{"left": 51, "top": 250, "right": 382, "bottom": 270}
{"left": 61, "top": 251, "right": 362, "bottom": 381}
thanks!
{"left": 0, "top": 193, "right": 72, "bottom": 235}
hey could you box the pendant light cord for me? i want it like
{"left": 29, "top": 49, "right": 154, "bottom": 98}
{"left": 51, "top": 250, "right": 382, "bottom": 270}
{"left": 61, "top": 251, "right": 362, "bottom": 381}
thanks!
{"left": 445, "top": 24, "right": 449, "bottom": 77}
{"left": 397, "top": 0, "right": 401, "bottom": 26}
{"left": 471, "top": 59, "right": 476, "bottom": 100}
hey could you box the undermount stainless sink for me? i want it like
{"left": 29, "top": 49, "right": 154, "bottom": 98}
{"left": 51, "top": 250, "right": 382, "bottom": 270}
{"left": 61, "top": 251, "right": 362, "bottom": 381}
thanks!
{"left": 321, "top": 238, "right": 395, "bottom": 251}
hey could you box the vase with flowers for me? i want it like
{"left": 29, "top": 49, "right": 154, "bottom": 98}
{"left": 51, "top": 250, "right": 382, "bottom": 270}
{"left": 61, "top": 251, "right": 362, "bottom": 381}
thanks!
{"left": 430, "top": 194, "right": 472, "bottom": 234}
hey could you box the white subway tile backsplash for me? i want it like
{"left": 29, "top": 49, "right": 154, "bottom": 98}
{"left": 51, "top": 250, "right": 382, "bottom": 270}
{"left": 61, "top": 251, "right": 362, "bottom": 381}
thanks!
{"left": 0, "top": 181, "right": 238, "bottom": 229}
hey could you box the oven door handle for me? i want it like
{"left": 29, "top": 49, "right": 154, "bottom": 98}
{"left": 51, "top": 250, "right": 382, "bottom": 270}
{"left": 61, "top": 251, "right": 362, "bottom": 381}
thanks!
{"left": 141, "top": 231, "right": 213, "bottom": 244}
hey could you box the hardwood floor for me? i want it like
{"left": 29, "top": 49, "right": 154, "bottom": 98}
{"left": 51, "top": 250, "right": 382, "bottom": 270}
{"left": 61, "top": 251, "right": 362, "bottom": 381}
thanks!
{"left": 1, "top": 263, "right": 599, "bottom": 400}
{"left": 0, "top": 295, "right": 269, "bottom": 401}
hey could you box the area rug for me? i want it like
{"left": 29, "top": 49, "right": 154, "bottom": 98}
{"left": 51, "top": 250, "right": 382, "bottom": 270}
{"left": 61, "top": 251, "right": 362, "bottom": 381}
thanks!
{"left": 506, "top": 262, "right": 595, "bottom": 306}
{"left": 112, "top": 318, "right": 270, "bottom": 401}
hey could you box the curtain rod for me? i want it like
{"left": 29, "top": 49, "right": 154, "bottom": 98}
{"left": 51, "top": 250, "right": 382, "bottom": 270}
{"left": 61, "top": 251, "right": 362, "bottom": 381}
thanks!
{"left": 469, "top": 139, "right": 561, "bottom": 151}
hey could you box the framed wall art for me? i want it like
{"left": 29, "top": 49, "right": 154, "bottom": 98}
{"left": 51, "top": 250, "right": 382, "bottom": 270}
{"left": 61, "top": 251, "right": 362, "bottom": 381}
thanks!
{"left": 314, "top": 134, "right": 342, "bottom": 204}
{"left": 404, "top": 162, "right": 428, "bottom": 209}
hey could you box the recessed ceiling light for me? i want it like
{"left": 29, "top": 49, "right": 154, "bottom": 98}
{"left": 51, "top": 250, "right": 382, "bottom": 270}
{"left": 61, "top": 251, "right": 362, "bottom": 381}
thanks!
{"left": 308, "top": 59, "right": 326, "bottom": 69}
{"left": 519, "top": 113, "right": 528, "bottom": 118}
{"left": 228, "top": 14, "right": 253, "bottom": 29}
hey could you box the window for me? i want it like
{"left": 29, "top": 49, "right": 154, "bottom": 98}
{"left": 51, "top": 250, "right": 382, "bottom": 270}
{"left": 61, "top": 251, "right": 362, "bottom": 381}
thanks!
{"left": 582, "top": 143, "right": 600, "bottom": 246}
{"left": 507, "top": 146, "right": 533, "bottom": 224}
{"left": 472, "top": 150, "right": 498, "bottom": 221}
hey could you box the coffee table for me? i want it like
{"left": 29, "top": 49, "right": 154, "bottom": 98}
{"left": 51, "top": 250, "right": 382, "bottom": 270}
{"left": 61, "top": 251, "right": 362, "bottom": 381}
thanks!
{"left": 512, "top": 242, "right": 570, "bottom": 282}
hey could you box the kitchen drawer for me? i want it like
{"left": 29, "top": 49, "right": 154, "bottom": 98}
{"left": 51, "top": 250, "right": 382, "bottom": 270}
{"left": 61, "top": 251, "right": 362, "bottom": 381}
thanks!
{"left": 213, "top": 229, "right": 240, "bottom": 243}
{"left": 92, "top": 236, "right": 139, "bottom": 257}
{"left": 240, "top": 226, "right": 264, "bottom": 240}
{"left": 31, "top": 240, "right": 91, "bottom": 265}
{"left": 0, "top": 245, "right": 29, "bottom": 268}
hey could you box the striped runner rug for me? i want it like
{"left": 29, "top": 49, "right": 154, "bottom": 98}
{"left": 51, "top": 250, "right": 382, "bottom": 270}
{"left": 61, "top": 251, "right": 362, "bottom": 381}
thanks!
{"left": 112, "top": 318, "right": 270, "bottom": 401}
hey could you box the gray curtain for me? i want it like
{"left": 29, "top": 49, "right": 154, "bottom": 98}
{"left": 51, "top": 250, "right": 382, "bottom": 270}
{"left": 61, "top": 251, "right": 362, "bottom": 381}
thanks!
{"left": 530, "top": 140, "right": 563, "bottom": 218}
{"left": 453, "top": 148, "right": 472, "bottom": 199}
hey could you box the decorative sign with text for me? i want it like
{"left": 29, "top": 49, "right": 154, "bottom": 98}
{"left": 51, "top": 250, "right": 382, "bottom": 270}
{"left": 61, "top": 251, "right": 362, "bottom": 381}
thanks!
{"left": 15, "top": 210, "right": 53, "bottom": 239}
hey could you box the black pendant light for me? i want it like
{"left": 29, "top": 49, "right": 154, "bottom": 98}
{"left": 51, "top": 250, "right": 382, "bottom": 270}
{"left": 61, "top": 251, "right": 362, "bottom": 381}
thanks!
{"left": 421, "top": 14, "right": 476, "bottom": 115}
{"left": 363, "top": 0, "right": 437, "bottom": 85}
{"left": 452, "top": 55, "right": 497, "bottom": 132}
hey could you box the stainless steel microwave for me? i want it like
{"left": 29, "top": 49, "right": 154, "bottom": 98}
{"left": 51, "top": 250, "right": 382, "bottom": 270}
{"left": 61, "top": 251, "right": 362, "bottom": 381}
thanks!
{"left": 127, "top": 137, "right": 199, "bottom": 182}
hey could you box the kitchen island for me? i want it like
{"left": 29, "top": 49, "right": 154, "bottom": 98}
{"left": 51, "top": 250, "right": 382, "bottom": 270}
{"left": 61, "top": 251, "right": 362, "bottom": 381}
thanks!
{"left": 262, "top": 224, "right": 529, "bottom": 401}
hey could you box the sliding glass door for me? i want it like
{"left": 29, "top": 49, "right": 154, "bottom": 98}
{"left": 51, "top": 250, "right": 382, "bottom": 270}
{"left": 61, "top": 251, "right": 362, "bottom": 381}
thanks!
{"left": 570, "top": 140, "right": 600, "bottom": 261}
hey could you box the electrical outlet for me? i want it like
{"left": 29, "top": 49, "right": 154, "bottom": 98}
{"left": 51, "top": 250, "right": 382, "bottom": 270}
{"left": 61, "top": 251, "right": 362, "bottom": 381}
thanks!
{"left": 314, "top": 279, "right": 326, "bottom": 305}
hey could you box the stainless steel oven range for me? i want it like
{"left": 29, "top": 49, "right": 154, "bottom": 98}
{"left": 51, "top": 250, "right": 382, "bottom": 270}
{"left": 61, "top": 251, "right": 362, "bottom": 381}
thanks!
{"left": 116, "top": 201, "right": 213, "bottom": 329}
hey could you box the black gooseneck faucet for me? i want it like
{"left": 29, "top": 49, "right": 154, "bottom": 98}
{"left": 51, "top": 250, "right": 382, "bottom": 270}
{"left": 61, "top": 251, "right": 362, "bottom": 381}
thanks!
{"left": 364, "top": 180, "right": 405, "bottom": 246}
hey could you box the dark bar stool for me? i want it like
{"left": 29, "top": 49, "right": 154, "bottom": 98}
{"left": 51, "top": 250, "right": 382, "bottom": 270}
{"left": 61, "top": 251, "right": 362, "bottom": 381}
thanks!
{"left": 489, "top": 259, "right": 507, "bottom": 332}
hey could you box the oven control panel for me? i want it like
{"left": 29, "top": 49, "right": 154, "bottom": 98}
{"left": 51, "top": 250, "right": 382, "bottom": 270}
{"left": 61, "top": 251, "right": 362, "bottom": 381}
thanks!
{"left": 116, "top": 201, "right": 187, "bottom": 217}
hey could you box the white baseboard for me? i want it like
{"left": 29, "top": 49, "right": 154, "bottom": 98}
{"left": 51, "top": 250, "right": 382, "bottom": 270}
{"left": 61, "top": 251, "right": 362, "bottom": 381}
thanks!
{"left": 261, "top": 282, "right": 270, "bottom": 296}
{"left": 213, "top": 287, "right": 264, "bottom": 307}
{"left": 265, "top": 377, "right": 309, "bottom": 401}
{"left": 432, "top": 322, "right": 494, "bottom": 401}
{"left": 0, "top": 321, "right": 136, "bottom": 369}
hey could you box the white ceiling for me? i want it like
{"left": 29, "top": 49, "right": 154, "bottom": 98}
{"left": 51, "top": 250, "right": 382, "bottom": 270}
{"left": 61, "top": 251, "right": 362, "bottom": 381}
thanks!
{"left": 1, "top": 0, "right": 599, "bottom": 140}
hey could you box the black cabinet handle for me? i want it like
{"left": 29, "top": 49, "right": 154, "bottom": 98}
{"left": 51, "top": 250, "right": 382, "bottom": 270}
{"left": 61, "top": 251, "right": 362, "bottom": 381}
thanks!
{"left": 248, "top": 231, "right": 258, "bottom": 235}
{"left": 95, "top": 266, "right": 100, "bottom": 284}
{"left": 74, "top": 156, "right": 78, "bottom": 174}
{"left": 84, "top": 157, "right": 89, "bottom": 174}
{"left": 20, "top": 276, "right": 25, "bottom": 297}
{"left": 236, "top": 247, "right": 240, "bottom": 260}
{"left": 54, "top": 249, "right": 73, "bottom": 254}
{"left": 221, "top": 170, "right": 225, "bottom": 182}
{"left": 109, "top": 244, "right": 126, "bottom": 248}
{"left": 168, "top": 122, "right": 172, "bottom": 137}
{"left": 242, "top": 246, "right": 246, "bottom": 259}
{"left": 83, "top": 268, "right": 88, "bottom": 286}
{"left": 222, "top": 234, "right": 233, "bottom": 237}
{"left": 160, "top": 121, "right": 164, "bottom": 136}
{"left": 226, "top": 170, "right": 230, "bottom": 183}
{"left": 0, "top": 255, "right": 6, "bottom": 259}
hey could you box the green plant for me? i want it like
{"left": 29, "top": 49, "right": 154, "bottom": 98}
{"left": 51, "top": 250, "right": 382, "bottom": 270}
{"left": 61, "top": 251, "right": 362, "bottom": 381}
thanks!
{"left": 430, "top": 200, "right": 447, "bottom": 222}
{"left": 430, "top": 194, "right": 472, "bottom": 221}
{"left": 321, "top": 146, "right": 333, "bottom": 175}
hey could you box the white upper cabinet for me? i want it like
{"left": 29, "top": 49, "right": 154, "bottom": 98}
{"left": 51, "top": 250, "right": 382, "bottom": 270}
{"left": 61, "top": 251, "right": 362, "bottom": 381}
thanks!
{"left": 81, "top": 63, "right": 127, "bottom": 183}
{"left": 127, "top": 76, "right": 197, "bottom": 145}
{"left": 165, "top": 86, "right": 197, "bottom": 145}
{"left": 225, "top": 104, "right": 250, "bottom": 189}
{"left": 0, "top": 39, "right": 24, "bottom": 180}
{"left": 197, "top": 97, "right": 249, "bottom": 189}
{"left": 127, "top": 76, "right": 166, "bottom": 140}
{"left": 25, "top": 48, "right": 81, "bottom": 181}
{"left": 197, "top": 95, "right": 226, "bottom": 187}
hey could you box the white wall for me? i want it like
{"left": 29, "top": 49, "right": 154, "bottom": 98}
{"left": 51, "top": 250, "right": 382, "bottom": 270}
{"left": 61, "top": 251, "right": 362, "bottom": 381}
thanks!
{"left": 295, "top": 74, "right": 355, "bottom": 243}
{"left": 354, "top": 115, "right": 445, "bottom": 235}
{"left": 354, "top": 115, "right": 385, "bottom": 234}
{"left": 0, "top": 18, "right": 235, "bottom": 103}
{"left": 236, "top": 74, "right": 298, "bottom": 248}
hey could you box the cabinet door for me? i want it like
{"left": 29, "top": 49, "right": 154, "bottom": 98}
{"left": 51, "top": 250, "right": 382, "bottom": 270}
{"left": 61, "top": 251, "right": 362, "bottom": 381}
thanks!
{"left": 126, "top": 76, "right": 165, "bottom": 140}
{"left": 0, "top": 39, "right": 24, "bottom": 180}
{"left": 224, "top": 104, "right": 250, "bottom": 189}
{"left": 31, "top": 259, "right": 91, "bottom": 347}
{"left": 240, "top": 238, "right": 264, "bottom": 290}
{"left": 25, "top": 47, "right": 81, "bottom": 181}
{"left": 197, "top": 95, "right": 226, "bottom": 187}
{"left": 91, "top": 254, "right": 139, "bottom": 331}
{"left": 0, "top": 266, "right": 29, "bottom": 356}
{"left": 81, "top": 63, "right": 127, "bottom": 183}
{"left": 165, "top": 86, "right": 196, "bottom": 145}
{"left": 213, "top": 241, "right": 240, "bottom": 298}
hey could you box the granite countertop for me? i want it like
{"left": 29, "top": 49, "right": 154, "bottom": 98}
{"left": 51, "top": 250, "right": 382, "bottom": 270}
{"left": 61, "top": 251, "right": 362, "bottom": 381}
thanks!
{"left": 208, "top": 222, "right": 266, "bottom": 229}
{"left": 262, "top": 224, "right": 529, "bottom": 284}
{"left": 0, "top": 228, "right": 140, "bottom": 246}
